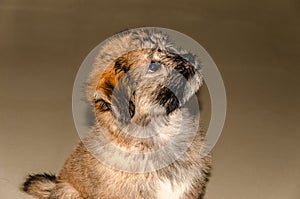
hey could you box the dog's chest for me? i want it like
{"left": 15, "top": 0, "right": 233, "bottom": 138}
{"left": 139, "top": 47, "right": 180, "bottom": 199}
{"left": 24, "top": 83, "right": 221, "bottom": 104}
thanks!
{"left": 156, "top": 178, "right": 191, "bottom": 199}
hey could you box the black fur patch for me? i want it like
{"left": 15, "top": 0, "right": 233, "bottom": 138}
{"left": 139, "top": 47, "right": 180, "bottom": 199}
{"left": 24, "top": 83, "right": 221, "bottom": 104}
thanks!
{"left": 171, "top": 54, "right": 195, "bottom": 80}
{"left": 129, "top": 99, "right": 135, "bottom": 118}
{"left": 114, "top": 57, "right": 130, "bottom": 73}
{"left": 156, "top": 86, "right": 180, "bottom": 114}
{"left": 161, "top": 52, "right": 196, "bottom": 80}
{"left": 23, "top": 173, "right": 56, "bottom": 192}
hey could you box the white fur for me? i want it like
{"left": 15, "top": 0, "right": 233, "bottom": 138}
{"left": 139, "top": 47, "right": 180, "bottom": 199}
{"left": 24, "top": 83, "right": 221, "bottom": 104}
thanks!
{"left": 157, "top": 178, "right": 190, "bottom": 199}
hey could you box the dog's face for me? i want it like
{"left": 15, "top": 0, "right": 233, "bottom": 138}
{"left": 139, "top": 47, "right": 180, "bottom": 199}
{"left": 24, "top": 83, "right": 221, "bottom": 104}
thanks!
{"left": 92, "top": 48, "right": 202, "bottom": 129}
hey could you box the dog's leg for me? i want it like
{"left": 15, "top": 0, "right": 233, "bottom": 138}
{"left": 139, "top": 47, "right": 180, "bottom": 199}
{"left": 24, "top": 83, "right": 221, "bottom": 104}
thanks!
{"left": 49, "top": 182, "right": 83, "bottom": 199}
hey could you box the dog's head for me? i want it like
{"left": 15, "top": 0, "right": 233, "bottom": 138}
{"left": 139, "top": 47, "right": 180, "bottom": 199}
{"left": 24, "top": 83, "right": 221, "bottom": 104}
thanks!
{"left": 87, "top": 30, "right": 202, "bottom": 130}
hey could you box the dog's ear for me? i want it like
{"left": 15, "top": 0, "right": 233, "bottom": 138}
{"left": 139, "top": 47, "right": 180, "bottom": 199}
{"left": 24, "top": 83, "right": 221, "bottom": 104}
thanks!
{"left": 93, "top": 57, "right": 129, "bottom": 112}
{"left": 93, "top": 57, "right": 136, "bottom": 123}
{"left": 93, "top": 73, "right": 115, "bottom": 113}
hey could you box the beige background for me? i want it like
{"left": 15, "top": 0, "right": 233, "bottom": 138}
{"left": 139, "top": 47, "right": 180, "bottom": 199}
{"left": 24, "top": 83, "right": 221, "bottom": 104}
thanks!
{"left": 0, "top": 0, "right": 300, "bottom": 198}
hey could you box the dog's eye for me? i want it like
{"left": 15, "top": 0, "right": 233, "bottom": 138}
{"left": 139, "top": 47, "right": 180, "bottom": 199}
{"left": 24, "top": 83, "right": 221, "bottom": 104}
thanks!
{"left": 148, "top": 62, "right": 161, "bottom": 73}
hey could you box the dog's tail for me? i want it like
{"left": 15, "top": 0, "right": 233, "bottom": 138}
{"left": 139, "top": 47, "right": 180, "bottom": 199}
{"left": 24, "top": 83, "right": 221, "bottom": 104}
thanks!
{"left": 22, "top": 173, "right": 56, "bottom": 198}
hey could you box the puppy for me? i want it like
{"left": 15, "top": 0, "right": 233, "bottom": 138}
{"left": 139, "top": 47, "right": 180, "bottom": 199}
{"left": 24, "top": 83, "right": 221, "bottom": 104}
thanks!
{"left": 23, "top": 29, "right": 211, "bottom": 199}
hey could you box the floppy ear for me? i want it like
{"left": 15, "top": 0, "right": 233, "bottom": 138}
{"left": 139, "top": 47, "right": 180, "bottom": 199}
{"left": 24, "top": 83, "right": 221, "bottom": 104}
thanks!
{"left": 93, "top": 57, "right": 136, "bottom": 124}
{"left": 93, "top": 57, "right": 128, "bottom": 112}
{"left": 93, "top": 70, "right": 115, "bottom": 113}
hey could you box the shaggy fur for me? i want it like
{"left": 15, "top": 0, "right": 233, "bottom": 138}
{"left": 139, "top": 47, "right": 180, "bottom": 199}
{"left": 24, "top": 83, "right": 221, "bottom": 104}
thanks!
{"left": 23, "top": 28, "right": 211, "bottom": 199}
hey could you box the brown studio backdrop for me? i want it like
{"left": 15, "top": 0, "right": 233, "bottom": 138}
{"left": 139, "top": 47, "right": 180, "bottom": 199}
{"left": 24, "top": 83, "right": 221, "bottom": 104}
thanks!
{"left": 0, "top": 0, "right": 299, "bottom": 198}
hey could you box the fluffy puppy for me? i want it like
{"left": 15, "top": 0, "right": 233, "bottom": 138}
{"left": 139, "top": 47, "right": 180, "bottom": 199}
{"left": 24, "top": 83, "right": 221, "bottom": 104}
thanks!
{"left": 23, "top": 29, "right": 211, "bottom": 199}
